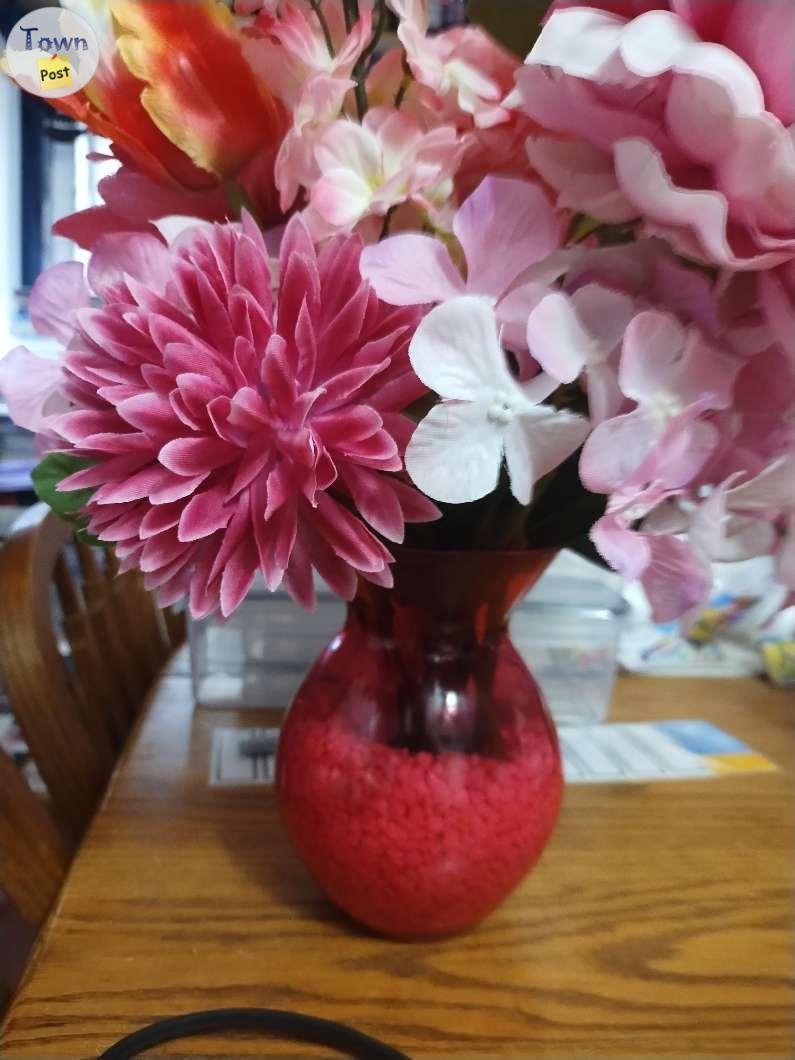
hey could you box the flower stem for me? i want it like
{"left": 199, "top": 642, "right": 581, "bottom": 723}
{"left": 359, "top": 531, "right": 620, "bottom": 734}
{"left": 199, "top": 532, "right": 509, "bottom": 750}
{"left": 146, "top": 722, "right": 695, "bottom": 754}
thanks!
{"left": 224, "top": 180, "right": 261, "bottom": 226}
{"left": 394, "top": 54, "right": 412, "bottom": 108}
{"left": 308, "top": 0, "right": 335, "bottom": 58}
{"left": 358, "top": 0, "right": 387, "bottom": 68}
{"left": 342, "top": 0, "right": 358, "bottom": 32}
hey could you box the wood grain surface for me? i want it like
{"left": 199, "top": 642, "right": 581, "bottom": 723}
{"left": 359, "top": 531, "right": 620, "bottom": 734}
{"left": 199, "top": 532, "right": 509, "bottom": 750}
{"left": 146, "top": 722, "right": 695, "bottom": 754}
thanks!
{"left": 3, "top": 651, "right": 793, "bottom": 1059}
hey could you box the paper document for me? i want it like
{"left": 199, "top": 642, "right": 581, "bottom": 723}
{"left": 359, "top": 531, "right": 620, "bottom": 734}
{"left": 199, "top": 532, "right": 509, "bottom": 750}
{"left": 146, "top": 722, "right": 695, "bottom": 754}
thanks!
{"left": 209, "top": 720, "right": 778, "bottom": 787}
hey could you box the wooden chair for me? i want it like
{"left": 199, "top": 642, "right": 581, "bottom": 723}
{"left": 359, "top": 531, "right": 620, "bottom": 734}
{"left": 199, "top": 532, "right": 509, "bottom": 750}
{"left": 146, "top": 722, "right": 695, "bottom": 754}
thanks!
{"left": 0, "top": 503, "right": 185, "bottom": 856}
{"left": 0, "top": 746, "right": 70, "bottom": 926}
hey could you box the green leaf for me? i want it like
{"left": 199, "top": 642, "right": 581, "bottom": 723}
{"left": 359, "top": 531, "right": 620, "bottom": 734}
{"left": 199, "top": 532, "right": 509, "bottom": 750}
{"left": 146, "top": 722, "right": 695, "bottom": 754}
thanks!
{"left": 31, "top": 453, "right": 106, "bottom": 547}
{"left": 32, "top": 453, "right": 94, "bottom": 516}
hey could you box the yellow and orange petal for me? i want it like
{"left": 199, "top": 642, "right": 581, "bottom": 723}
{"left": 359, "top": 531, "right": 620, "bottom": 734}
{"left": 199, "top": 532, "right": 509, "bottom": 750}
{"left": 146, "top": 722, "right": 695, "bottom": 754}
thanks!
{"left": 109, "top": 0, "right": 287, "bottom": 182}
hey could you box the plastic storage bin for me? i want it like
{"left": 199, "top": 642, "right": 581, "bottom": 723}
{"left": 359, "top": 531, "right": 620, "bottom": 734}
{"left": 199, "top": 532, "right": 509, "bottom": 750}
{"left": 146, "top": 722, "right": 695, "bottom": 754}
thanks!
{"left": 190, "top": 561, "right": 627, "bottom": 722}
{"left": 189, "top": 577, "right": 344, "bottom": 708}
{"left": 511, "top": 575, "right": 628, "bottom": 725}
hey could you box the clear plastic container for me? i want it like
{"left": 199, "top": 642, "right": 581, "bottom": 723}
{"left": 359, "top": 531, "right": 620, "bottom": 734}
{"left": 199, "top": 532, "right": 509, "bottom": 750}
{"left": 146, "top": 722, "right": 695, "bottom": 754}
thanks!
{"left": 511, "top": 575, "right": 628, "bottom": 726}
{"left": 189, "top": 577, "right": 344, "bottom": 708}
{"left": 190, "top": 563, "right": 628, "bottom": 722}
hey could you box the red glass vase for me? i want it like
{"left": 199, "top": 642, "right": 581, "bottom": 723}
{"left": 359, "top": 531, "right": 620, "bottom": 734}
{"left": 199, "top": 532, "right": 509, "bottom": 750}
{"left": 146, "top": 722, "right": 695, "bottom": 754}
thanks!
{"left": 276, "top": 548, "right": 563, "bottom": 939}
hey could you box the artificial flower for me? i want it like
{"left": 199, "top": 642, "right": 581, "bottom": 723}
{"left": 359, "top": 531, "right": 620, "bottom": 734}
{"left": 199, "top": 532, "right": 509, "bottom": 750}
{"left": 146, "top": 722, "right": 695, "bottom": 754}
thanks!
{"left": 308, "top": 107, "right": 462, "bottom": 233}
{"left": 526, "top": 284, "right": 635, "bottom": 423}
{"left": 404, "top": 296, "right": 589, "bottom": 504}
{"left": 705, "top": 458, "right": 795, "bottom": 588}
{"left": 525, "top": 238, "right": 757, "bottom": 423}
{"left": 580, "top": 309, "right": 741, "bottom": 494}
{"left": 41, "top": 215, "right": 437, "bottom": 616}
{"left": 361, "top": 175, "right": 566, "bottom": 355}
{"left": 243, "top": 0, "right": 372, "bottom": 111}
{"left": 274, "top": 75, "right": 356, "bottom": 213}
{"left": 45, "top": 0, "right": 288, "bottom": 246}
{"left": 0, "top": 263, "right": 91, "bottom": 441}
{"left": 510, "top": 0, "right": 795, "bottom": 269}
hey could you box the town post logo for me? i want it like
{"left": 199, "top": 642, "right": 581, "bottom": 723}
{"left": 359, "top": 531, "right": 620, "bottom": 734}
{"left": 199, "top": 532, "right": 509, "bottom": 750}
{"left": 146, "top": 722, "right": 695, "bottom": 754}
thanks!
{"left": 37, "top": 54, "right": 75, "bottom": 92}
{"left": 4, "top": 7, "right": 99, "bottom": 99}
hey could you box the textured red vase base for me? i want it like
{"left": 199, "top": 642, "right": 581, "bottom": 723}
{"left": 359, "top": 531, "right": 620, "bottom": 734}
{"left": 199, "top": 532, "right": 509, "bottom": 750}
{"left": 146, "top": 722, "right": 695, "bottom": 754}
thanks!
{"left": 279, "top": 699, "right": 562, "bottom": 939}
{"left": 277, "top": 548, "right": 564, "bottom": 939}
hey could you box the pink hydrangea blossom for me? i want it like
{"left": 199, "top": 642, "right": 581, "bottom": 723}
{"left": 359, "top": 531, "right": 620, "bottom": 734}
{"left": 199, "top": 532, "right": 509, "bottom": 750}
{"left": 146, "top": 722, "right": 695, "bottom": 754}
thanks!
{"left": 526, "top": 238, "right": 758, "bottom": 422}
{"left": 581, "top": 308, "right": 742, "bottom": 495}
{"left": 44, "top": 215, "right": 438, "bottom": 617}
{"left": 510, "top": 0, "right": 795, "bottom": 270}
{"left": 361, "top": 175, "right": 567, "bottom": 357}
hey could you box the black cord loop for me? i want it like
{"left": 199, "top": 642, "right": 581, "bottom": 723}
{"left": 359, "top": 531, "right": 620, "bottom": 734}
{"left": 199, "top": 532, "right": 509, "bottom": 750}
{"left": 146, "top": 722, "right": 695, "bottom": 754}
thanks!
{"left": 99, "top": 1007, "right": 409, "bottom": 1059}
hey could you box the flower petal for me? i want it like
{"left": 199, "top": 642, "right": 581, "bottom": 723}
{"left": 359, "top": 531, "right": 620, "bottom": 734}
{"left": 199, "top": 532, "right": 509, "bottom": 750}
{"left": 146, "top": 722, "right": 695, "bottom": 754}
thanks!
{"left": 408, "top": 295, "right": 512, "bottom": 399}
{"left": 87, "top": 232, "right": 171, "bottom": 298}
{"left": 359, "top": 234, "right": 464, "bottom": 306}
{"left": 405, "top": 400, "right": 503, "bottom": 504}
{"left": 110, "top": 0, "right": 285, "bottom": 180}
{"left": 28, "top": 262, "right": 91, "bottom": 344}
{"left": 453, "top": 176, "right": 563, "bottom": 301}
{"left": 0, "top": 347, "right": 67, "bottom": 434}
{"left": 503, "top": 407, "right": 590, "bottom": 505}
{"left": 526, "top": 292, "right": 594, "bottom": 384}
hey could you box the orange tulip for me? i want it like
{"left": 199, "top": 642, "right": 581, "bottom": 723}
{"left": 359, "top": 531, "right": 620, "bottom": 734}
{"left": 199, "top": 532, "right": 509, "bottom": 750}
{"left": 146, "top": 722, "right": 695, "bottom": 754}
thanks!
{"left": 50, "top": 0, "right": 287, "bottom": 193}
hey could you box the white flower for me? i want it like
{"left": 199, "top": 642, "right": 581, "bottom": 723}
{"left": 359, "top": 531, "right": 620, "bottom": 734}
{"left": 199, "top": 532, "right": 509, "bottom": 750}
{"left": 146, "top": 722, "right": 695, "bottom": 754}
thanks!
{"left": 405, "top": 296, "right": 590, "bottom": 504}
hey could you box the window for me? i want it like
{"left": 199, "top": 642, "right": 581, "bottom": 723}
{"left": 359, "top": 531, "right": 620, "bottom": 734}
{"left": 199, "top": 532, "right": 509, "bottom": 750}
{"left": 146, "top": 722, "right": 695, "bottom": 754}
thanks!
{"left": 1, "top": 2, "right": 113, "bottom": 354}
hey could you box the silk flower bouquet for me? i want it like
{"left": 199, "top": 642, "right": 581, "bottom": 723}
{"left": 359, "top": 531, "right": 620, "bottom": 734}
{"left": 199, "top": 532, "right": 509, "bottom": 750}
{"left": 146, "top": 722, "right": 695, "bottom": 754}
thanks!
{"left": 3, "top": 0, "right": 794, "bottom": 938}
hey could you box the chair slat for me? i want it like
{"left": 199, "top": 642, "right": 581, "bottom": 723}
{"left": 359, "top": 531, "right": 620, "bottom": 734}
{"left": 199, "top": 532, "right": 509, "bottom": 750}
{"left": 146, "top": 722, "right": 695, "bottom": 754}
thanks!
{"left": 0, "top": 748, "right": 71, "bottom": 926}
{"left": 74, "top": 540, "right": 142, "bottom": 715}
{"left": 0, "top": 508, "right": 107, "bottom": 838}
{"left": 54, "top": 554, "right": 125, "bottom": 754}
{"left": 0, "top": 504, "right": 187, "bottom": 933}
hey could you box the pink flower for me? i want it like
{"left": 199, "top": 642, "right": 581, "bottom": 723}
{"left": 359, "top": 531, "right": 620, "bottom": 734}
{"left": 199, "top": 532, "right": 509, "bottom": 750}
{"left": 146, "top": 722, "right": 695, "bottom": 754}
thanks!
{"left": 404, "top": 296, "right": 590, "bottom": 504}
{"left": 526, "top": 284, "right": 635, "bottom": 424}
{"left": 0, "top": 262, "right": 91, "bottom": 440}
{"left": 588, "top": 401, "right": 723, "bottom": 621}
{"left": 47, "top": 215, "right": 438, "bottom": 616}
{"left": 398, "top": 18, "right": 519, "bottom": 130}
{"left": 386, "top": 2, "right": 538, "bottom": 196}
{"left": 308, "top": 108, "right": 463, "bottom": 233}
{"left": 760, "top": 261, "right": 795, "bottom": 360}
{"left": 510, "top": 0, "right": 795, "bottom": 270}
{"left": 592, "top": 515, "right": 712, "bottom": 622}
{"left": 55, "top": 143, "right": 287, "bottom": 252}
{"left": 580, "top": 309, "right": 741, "bottom": 494}
{"left": 526, "top": 238, "right": 755, "bottom": 423}
{"left": 275, "top": 75, "right": 356, "bottom": 212}
{"left": 360, "top": 175, "right": 567, "bottom": 356}
{"left": 243, "top": 0, "right": 372, "bottom": 110}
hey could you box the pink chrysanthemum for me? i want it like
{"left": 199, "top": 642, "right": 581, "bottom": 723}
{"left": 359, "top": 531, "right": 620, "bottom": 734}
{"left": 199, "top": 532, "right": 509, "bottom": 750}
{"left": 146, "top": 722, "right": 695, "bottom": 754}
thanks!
{"left": 53, "top": 215, "right": 438, "bottom": 616}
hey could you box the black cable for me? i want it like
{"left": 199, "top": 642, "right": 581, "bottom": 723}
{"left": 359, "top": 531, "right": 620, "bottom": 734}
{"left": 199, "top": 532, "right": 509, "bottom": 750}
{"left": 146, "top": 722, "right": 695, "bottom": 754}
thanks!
{"left": 99, "top": 1007, "right": 410, "bottom": 1060}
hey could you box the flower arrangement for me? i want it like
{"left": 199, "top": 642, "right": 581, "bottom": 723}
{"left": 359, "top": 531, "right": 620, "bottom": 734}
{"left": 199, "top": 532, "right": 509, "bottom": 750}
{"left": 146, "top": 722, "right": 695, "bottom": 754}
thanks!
{"left": 3, "top": 0, "right": 795, "bottom": 624}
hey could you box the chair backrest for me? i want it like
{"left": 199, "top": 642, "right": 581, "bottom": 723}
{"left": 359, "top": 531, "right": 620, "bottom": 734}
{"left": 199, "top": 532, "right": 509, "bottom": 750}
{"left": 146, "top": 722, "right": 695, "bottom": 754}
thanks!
{"left": 0, "top": 746, "right": 70, "bottom": 926}
{"left": 0, "top": 504, "right": 185, "bottom": 841}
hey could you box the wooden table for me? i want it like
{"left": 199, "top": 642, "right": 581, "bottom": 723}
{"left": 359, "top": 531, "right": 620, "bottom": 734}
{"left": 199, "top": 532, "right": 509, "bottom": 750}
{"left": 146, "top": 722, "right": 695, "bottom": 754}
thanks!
{"left": 3, "top": 653, "right": 793, "bottom": 1058}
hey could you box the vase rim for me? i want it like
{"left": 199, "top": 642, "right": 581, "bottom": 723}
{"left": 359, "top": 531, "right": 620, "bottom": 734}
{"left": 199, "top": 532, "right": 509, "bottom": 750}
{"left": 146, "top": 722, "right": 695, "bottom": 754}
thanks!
{"left": 390, "top": 545, "right": 557, "bottom": 560}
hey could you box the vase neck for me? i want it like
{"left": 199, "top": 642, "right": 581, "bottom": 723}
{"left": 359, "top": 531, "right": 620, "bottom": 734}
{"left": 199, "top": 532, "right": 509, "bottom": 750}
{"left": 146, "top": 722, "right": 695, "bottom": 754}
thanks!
{"left": 354, "top": 547, "right": 555, "bottom": 636}
{"left": 346, "top": 549, "right": 554, "bottom": 754}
